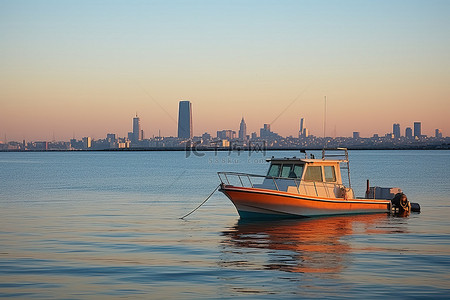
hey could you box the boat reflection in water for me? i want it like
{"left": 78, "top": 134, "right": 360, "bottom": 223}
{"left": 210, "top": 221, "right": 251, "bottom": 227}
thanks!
{"left": 220, "top": 213, "right": 406, "bottom": 274}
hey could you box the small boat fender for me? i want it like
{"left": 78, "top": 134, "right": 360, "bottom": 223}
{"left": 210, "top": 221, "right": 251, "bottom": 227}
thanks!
{"left": 340, "top": 186, "right": 348, "bottom": 200}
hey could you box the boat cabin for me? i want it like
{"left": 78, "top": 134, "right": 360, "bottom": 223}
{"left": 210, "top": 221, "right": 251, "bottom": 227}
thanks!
{"left": 254, "top": 157, "right": 354, "bottom": 199}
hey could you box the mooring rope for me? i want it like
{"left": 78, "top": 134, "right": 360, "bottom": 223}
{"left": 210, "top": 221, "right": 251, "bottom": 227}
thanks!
{"left": 179, "top": 184, "right": 221, "bottom": 219}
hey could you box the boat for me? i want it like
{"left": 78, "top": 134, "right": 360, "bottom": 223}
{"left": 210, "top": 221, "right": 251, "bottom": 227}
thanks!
{"left": 218, "top": 148, "right": 419, "bottom": 219}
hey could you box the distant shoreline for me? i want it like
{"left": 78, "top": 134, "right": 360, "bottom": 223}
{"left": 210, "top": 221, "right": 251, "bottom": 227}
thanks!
{"left": 1, "top": 146, "right": 449, "bottom": 152}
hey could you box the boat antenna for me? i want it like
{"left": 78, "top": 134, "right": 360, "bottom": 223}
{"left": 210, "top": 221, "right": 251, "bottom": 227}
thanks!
{"left": 323, "top": 96, "right": 327, "bottom": 138}
{"left": 323, "top": 96, "right": 328, "bottom": 149}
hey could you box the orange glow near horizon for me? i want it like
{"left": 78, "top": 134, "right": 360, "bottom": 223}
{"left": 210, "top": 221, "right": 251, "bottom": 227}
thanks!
{"left": 1, "top": 77, "right": 448, "bottom": 141}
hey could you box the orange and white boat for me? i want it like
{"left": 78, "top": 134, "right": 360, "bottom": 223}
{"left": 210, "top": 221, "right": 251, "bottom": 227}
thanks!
{"left": 218, "top": 149, "right": 415, "bottom": 219}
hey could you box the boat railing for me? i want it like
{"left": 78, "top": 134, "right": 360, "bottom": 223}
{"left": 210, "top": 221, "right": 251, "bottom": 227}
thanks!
{"left": 218, "top": 172, "right": 268, "bottom": 188}
{"left": 217, "top": 171, "right": 341, "bottom": 198}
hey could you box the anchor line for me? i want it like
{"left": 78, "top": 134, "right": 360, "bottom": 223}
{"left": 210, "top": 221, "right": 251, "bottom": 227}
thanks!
{"left": 179, "top": 184, "right": 220, "bottom": 219}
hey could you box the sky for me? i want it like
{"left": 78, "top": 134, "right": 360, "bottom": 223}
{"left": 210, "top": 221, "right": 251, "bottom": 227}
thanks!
{"left": 1, "top": 0, "right": 449, "bottom": 141}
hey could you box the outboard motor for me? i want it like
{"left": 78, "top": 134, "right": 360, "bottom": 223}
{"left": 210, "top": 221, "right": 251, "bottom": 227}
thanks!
{"left": 410, "top": 202, "right": 421, "bottom": 213}
{"left": 391, "top": 193, "right": 411, "bottom": 213}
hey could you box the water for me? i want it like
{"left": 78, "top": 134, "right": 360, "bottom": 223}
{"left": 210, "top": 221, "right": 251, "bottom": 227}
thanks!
{"left": 0, "top": 150, "right": 449, "bottom": 299}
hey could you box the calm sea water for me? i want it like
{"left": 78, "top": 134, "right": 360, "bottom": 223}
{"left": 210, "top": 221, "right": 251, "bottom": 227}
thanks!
{"left": 0, "top": 150, "right": 449, "bottom": 299}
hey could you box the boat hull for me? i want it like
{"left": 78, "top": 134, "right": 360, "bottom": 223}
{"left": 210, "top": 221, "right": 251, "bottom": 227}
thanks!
{"left": 219, "top": 184, "right": 391, "bottom": 219}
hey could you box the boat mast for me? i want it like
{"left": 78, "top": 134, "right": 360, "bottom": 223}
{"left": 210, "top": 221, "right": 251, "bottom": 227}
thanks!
{"left": 323, "top": 95, "right": 328, "bottom": 150}
{"left": 323, "top": 96, "right": 327, "bottom": 139}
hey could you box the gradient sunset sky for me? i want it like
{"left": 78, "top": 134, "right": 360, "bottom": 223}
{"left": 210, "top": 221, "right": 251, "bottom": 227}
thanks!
{"left": 1, "top": 0, "right": 449, "bottom": 141}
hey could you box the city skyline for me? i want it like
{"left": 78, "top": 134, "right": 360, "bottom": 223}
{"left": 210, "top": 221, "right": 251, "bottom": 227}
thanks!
{"left": 0, "top": 105, "right": 446, "bottom": 143}
{"left": 1, "top": 1, "right": 449, "bottom": 141}
{"left": 1, "top": 107, "right": 447, "bottom": 150}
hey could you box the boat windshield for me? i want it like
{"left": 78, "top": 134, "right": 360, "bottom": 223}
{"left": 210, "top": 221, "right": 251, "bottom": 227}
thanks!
{"left": 267, "top": 163, "right": 304, "bottom": 179}
{"left": 267, "top": 164, "right": 280, "bottom": 177}
{"left": 292, "top": 165, "right": 304, "bottom": 178}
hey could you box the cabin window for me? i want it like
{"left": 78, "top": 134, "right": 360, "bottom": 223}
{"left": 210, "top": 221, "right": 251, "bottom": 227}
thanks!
{"left": 268, "top": 163, "right": 304, "bottom": 178}
{"left": 280, "top": 164, "right": 293, "bottom": 178}
{"left": 324, "top": 166, "right": 336, "bottom": 182}
{"left": 292, "top": 165, "right": 304, "bottom": 178}
{"left": 267, "top": 164, "right": 281, "bottom": 177}
{"left": 304, "top": 166, "right": 323, "bottom": 181}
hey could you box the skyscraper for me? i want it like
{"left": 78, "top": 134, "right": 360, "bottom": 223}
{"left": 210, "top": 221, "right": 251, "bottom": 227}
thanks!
{"left": 260, "top": 124, "right": 270, "bottom": 138}
{"left": 132, "top": 114, "right": 142, "bottom": 143}
{"left": 435, "top": 129, "right": 443, "bottom": 138}
{"left": 299, "top": 117, "right": 309, "bottom": 138}
{"left": 405, "top": 127, "right": 413, "bottom": 139}
{"left": 414, "top": 122, "right": 421, "bottom": 138}
{"left": 238, "top": 117, "right": 247, "bottom": 140}
{"left": 299, "top": 118, "right": 304, "bottom": 138}
{"left": 82, "top": 137, "right": 91, "bottom": 149}
{"left": 393, "top": 123, "right": 401, "bottom": 138}
{"left": 177, "top": 100, "right": 193, "bottom": 139}
{"left": 260, "top": 124, "right": 281, "bottom": 139}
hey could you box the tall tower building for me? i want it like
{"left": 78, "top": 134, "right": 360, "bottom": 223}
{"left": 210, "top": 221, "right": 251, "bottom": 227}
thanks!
{"left": 405, "top": 127, "right": 413, "bottom": 139}
{"left": 298, "top": 118, "right": 309, "bottom": 138}
{"left": 414, "top": 122, "right": 421, "bottom": 138}
{"left": 132, "top": 114, "right": 142, "bottom": 143}
{"left": 82, "top": 137, "right": 92, "bottom": 149}
{"left": 238, "top": 117, "right": 247, "bottom": 140}
{"left": 177, "top": 100, "right": 193, "bottom": 139}
{"left": 393, "top": 123, "right": 401, "bottom": 138}
{"left": 299, "top": 118, "right": 304, "bottom": 137}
